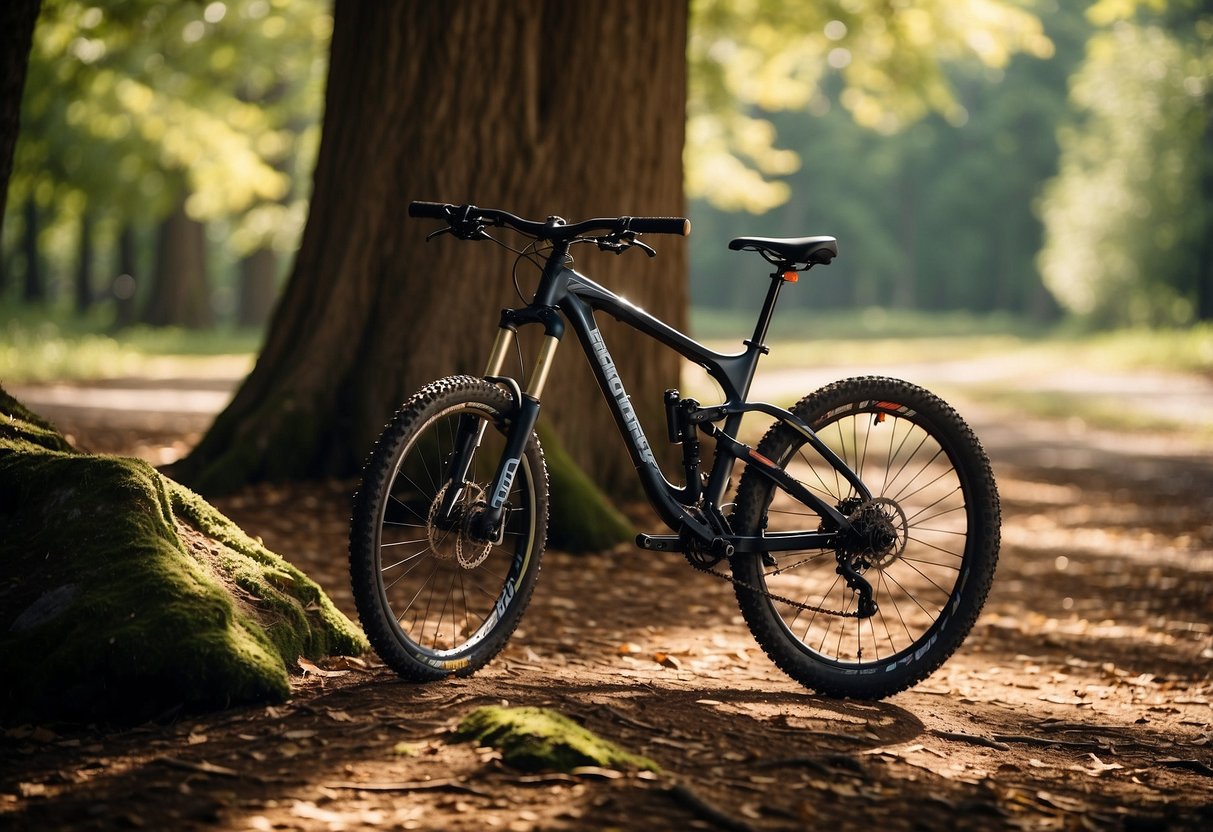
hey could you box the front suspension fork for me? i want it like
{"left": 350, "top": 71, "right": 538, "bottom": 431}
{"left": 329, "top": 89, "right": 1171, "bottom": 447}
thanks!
{"left": 453, "top": 326, "right": 559, "bottom": 540}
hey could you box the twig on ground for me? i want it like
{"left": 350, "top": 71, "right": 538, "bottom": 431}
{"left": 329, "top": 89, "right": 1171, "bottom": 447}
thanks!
{"left": 663, "top": 782, "right": 755, "bottom": 832}
{"left": 930, "top": 730, "right": 1011, "bottom": 751}
{"left": 993, "top": 734, "right": 1100, "bottom": 750}
{"left": 154, "top": 756, "right": 250, "bottom": 780}
{"left": 322, "top": 778, "right": 490, "bottom": 796}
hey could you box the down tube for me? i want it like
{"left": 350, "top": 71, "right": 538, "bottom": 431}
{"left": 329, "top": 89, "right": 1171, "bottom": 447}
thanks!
{"left": 559, "top": 294, "right": 689, "bottom": 529}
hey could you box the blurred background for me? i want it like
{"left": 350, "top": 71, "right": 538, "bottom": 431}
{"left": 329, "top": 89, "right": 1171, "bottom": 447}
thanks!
{"left": 1, "top": 0, "right": 1210, "bottom": 435}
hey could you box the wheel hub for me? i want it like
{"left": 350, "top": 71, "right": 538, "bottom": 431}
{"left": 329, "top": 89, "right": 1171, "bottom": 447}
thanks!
{"left": 427, "top": 482, "right": 493, "bottom": 568}
{"left": 844, "top": 497, "right": 908, "bottom": 570}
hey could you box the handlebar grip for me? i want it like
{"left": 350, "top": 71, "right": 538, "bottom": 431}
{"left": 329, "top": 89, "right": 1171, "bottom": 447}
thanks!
{"left": 628, "top": 217, "right": 691, "bottom": 236}
{"left": 408, "top": 201, "right": 452, "bottom": 220}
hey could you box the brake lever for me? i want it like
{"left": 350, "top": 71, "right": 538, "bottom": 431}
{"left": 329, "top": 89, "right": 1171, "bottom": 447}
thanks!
{"left": 427, "top": 221, "right": 491, "bottom": 242}
{"left": 595, "top": 233, "right": 657, "bottom": 258}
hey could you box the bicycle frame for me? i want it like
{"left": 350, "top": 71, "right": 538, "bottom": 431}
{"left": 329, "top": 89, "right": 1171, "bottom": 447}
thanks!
{"left": 466, "top": 247, "right": 873, "bottom": 556}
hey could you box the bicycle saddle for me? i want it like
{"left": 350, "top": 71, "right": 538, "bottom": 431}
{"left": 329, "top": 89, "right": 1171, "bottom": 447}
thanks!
{"left": 728, "top": 235, "right": 838, "bottom": 267}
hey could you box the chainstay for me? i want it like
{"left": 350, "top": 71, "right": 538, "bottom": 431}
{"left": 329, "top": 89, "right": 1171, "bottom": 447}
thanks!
{"left": 694, "top": 561, "right": 863, "bottom": 618}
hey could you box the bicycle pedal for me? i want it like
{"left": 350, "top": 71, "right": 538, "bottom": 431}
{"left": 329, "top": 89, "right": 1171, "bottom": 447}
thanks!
{"left": 636, "top": 534, "right": 682, "bottom": 552}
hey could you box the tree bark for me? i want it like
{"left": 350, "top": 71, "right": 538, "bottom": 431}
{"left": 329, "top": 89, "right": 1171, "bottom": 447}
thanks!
{"left": 21, "top": 197, "right": 43, "bottom": 303}
{"left": 176, "top": 1, "right": 688, "bottom": 497}
{"left": 74, "top": 210, "right": 93, "bottom": 314}
{"left": 0, "top": 0, "right": 40, "bottom": 232}
{"left": 113, "top": 225, "right": 139, "bottom": 328}
{"left": 1197, "top": 92, "right": 1213, "bottom": 321}
{"left": 142, "top": 199, "right": 213, "bottom": 329}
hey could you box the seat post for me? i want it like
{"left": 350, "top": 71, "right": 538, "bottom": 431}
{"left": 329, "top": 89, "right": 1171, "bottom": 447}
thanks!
{"left": 748, "top": 270, "right": 789, "bottom": 352}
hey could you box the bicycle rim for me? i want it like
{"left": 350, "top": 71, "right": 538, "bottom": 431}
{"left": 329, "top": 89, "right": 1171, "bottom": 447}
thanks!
{"left": 374, "top": 402, "right": 539, "bottom": 661}
{"left": 762, "top": 404, "right": 972, "bottom": 666}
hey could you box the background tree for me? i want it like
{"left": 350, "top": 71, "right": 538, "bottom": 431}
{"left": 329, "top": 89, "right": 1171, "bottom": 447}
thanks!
{"left": 1038, "top": 0, "right": 1213, "bottom": 325}
{"left": 0, "top": 1, "right": 41, "bottom": 232}
{"left": 689, "top": 3, "right": 1092, "bottom": 322}
{"left": 4, "top": 0, "right": 327, "bottom": 323}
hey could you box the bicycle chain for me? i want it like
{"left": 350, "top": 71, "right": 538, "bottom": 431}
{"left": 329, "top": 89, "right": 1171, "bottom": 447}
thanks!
{"left": 691, "top": 559, "right": 863, "bottom": 619}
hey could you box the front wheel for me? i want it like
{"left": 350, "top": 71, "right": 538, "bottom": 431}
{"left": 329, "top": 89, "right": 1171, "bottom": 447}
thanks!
{"left": 730, "top": 377, "right": 1000, "bottom": 699}
{"left": 349, "top": 375, "right": 547, "bottom": 681}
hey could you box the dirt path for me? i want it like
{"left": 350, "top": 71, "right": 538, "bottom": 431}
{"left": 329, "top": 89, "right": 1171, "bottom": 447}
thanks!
{"left": 3, "top": 365, "right": 1212, "bottom": 831}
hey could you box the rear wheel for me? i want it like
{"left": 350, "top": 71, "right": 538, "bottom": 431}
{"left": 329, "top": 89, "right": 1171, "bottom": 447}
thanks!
{"left": 730, "top": 377, "right": 999, "bottom": 699}
{"left": 349, "top": 376, "right": 547, "bottom": 681}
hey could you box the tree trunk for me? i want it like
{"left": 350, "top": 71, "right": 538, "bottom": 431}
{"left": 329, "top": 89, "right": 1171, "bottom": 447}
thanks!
{"left": 113, "top": 224, "right": 139, "bottom": 328}
{"left": 0, "top": 0, "right": 40, "bottom": 232}
{"left": 895, "top": 172, "right": 918, "bottom": 309}
{"left": 237, "top": 247, "right": 278, "bottom": 328}
{"left": 1197, "top": 93, "right": 1213, "bottom": 321}
{"left": 74, "top": 210, "right": 93, "bottom": 314}
{"left": 142, "top": 199, "right": 213, "bottom": 329}
{"left": 175, "top": 1, "right": 688, "bottom": 498}
{"left": 21, "top": 197, "right": 42, "bottom": 303}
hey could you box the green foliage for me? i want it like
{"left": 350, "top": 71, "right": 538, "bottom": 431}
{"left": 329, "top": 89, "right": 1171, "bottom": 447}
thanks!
{"left": 453, "top": 706, "right": 661, "bottom": 773}
{"left": 0, "top": 386, "right": 366, "bottom": 722}
{"left": 688, "top": 0, "right": 1054, "bottom": 211}
{"left": 689, "top": 3, "right": 1091, "bottom": 319}
{"left": 1038, "top": 8, "right": 1212, "bottom": 325}
{"left": 7, "top": 0, "right": 330, "bottom": 270}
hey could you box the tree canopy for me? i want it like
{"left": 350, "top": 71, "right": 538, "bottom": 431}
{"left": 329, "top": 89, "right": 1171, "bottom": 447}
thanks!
{"left": 1038, "top": 0, "right": 1212, "bottom": 324}
{"left": 8, "top": 0, "right": 328, "bottom": 280}
{"left": 2, "top": 0, "right": 1209, "bottom": 329}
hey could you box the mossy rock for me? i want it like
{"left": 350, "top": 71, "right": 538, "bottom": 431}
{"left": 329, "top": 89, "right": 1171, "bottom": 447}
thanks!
{"left": 0, "top": 386, "right": 368, "bottom": 723}
{"left": 452, "top": 705, "right": 660, "bottom": 773}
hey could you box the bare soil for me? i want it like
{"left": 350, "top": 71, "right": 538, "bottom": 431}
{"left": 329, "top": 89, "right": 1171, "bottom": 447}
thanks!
{"left": 2, "top": 388, "right": 1211, "bottom": 831}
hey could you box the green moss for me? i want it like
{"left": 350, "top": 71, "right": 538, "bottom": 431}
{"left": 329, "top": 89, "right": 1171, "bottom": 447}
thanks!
{"left": 538, "top": 426, "right": 634, "bottom": 553}
{"left": 452, "top": 706, "right": 660, "bottom": 773}
{"left": 0, "top": 388, "right": 74, "bottom": 454}
{"left": 0, "top": 384, "right": 367, "bottom": 723}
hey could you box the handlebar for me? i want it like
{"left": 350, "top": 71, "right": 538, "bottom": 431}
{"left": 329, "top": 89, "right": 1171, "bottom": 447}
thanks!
{"left": 408, "top": 201, "right": 690, "bottom": 240}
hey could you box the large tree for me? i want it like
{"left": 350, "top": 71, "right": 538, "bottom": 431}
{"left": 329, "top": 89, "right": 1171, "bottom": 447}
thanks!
{"left": 173, "top": 2, "right": 689, "bottom": 499}
{"left": 0, "top": 1, "right": 41, "bottom": 231}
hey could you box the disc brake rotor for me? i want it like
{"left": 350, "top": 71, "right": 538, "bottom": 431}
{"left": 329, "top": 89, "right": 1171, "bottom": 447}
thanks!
{"left": 426, "top": 482, "right": 493, "bottom": 568}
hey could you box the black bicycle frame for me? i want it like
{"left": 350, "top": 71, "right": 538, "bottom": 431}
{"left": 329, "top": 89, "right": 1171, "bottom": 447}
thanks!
{"left": 463, "top": 244, "right": 873, "bottom": 555}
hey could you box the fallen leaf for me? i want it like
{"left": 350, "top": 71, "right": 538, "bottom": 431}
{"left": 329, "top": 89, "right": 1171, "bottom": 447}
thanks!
{"left": 1071, "top": 754, "right": 1123, "bottom": 777}
{"left": 570, "top": 766, "right": 624, "bottom": 780}
{"left": 1038, "top": 694, "right": 1085, "bottom": 706}
{"left": 297, "top": 658, "right": 350, "bottom": 678}
{"left": 654, "top": 652, "right": 681, "bottom": 670}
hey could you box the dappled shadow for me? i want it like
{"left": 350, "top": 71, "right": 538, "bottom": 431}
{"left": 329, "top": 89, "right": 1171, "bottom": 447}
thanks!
{"left": 5, "top": 401, "right": 1213, "bottom": 831}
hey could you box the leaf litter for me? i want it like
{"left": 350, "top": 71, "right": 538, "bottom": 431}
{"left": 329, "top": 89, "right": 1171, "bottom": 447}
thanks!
{"left": 2, "top": 403, "right": 1212, "bottom": 829}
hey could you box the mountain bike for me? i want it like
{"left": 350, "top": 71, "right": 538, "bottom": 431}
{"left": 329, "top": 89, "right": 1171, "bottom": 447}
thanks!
{"left": 349, "top": 201, "right": 1000, "bottom": 700}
